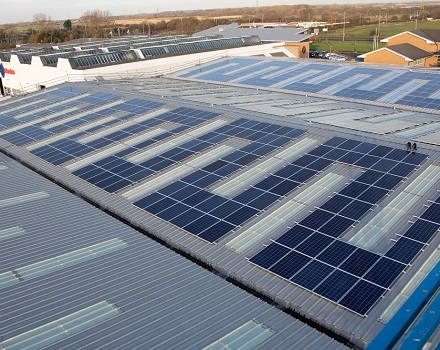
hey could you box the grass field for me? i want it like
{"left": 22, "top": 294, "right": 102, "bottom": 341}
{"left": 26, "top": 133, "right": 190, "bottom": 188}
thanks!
{"left": 310, "top": 40, "right": 385, "bottom": 54}
{"left": 310, "top": 20, "right": 440, "bottom": 53}
{"left": 324, "top": 20, "right": 440, "bottom": 39}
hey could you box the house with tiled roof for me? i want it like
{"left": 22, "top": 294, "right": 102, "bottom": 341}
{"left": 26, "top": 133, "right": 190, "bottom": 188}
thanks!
{"left": 381, "top": 30, "right": 440, "bottom": 54}
{"left": 358, "top": 30, "right": 440, "bottom": 67}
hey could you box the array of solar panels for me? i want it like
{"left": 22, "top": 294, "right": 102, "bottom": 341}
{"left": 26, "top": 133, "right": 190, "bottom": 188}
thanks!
{"left": 248, "top": 136, "right": 432, "bottom": 316}
{"left": 69, "top": 51, "right": 138, "bottom": 69}
{"left": 0, "top": 83, "right": 437, "bottom": 318}
{"left": 131, "top": 119, "right": 305, "bottom": 242}
{"left": 0, "top": 86, "right": 92, "bottom": 130}
{"left": 179, "top": 57, "right": 440, "bottom": 110}
{"left": 1, "top": 35, "right": 262, "bottom": 70}
{"left": 139, "top": 36, "right": 261, "bottom": 60}
{"left": 0, "top": 35, "right": 200, "bottom": 63}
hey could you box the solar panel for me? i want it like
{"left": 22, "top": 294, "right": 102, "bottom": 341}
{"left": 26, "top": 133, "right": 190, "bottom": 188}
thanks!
{"left": 339, "top": 281, "right": 386, "bottom": 315}
{"left": 7, "top": 83, "right": 436, "bottom": 319}
{"left": 270, "top": 250, "right": 311, "bottom": 279}
{"left": 180, "top": 57, "right": 440, "bottom": 110}
{"left": 314, "top": 270, "right": 358, "bottom": 302}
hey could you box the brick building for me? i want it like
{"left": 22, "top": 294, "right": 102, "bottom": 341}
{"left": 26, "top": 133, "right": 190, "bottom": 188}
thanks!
{"left": 358, "top": 30, "right": 440, "bottom": 67}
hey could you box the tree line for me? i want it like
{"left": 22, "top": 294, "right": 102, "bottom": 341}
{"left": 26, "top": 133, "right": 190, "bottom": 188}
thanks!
{"left": 0, "top": 3, "right": 439, "bottom": 48}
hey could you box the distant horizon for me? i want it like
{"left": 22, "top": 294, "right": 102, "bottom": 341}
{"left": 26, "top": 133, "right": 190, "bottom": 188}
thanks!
{"left": 0, "top": 0, "right": 432, "bottom": 25}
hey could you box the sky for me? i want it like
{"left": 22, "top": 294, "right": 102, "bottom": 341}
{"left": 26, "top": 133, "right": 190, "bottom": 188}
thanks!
{"left": 0, "top": 0, "right": 421, "bottom": 25}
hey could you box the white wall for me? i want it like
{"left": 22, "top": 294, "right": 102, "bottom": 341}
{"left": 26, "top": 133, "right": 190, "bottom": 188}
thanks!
{"left": 2, "top": 42, "right": 293, "bottom": 94}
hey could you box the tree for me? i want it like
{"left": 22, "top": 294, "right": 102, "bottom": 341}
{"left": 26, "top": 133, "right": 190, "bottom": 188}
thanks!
{"left": 33, "top": 12, "right": 51, "bottom": 33}
{"left": 80, "top": 10, "right": 114, "bottom": 38}
{"left": 63, "top": 19, "right": 72, "bottom": 30}
{"left": 401, "top": 14, "right": 410, "bottom": 22}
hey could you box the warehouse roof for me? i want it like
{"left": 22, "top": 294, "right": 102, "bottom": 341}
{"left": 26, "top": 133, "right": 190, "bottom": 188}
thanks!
{"left": 0, "top": 154, "right": 349, "bottom": 350}
{"left": 1, "top": 56, "right": 439, "bottom": 349}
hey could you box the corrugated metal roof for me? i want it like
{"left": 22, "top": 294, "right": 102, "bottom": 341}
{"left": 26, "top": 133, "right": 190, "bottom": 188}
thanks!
{"left": 194, "top": 25, "right": 311, "bottom": 42}
{"left": 0, "top": 155, "right": 348, "bottom": 349}
{"left": 1, "top": 55, "right": 439, "bottom": 349}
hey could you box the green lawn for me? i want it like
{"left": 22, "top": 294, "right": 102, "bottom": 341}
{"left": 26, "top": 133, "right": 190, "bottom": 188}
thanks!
{"left": 322, "top": 20, "right": 440, "bottom": 40}
{"left": 311, "top": 20, "right": 440, "bottom": 54}
{"left": 310, "top": 39, "right": 385, "bottom": 54}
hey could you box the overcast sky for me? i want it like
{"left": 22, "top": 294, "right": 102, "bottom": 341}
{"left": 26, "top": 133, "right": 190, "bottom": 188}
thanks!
{"left": 1, "top": 0, "right": 420, "bottom": 25}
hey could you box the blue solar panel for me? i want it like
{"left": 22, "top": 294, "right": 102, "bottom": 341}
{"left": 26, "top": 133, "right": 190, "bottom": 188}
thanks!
{"left": 127, "top": 168, "right": 154, "bottom": 181}
{"left": 339, "top": 249, "right": 379, "bottom": 277}
{"left": 157, "top": 202, "right": 191, "bottom": 221}
{"left": 314, "top": 270, "right": 358, "bottom": 302}
{"left": 371, "top": 159, "right": 399, "bottom": 172}
{"left": 248, "top": 192, "right": 280, "bottom": 210}
{"left": 308, "top": 158, "right": 333, "bottom": 171}
{"left": 295, "top": 233, "right": 334, "bottom": 257}
{"left": 170, "top": 184, "right": 200, "bottom": 201}
{"left": 403, "top": 220, "right": 439, "bottom": 243}
{"left": 354, "top": 155, "right": 380, "bottom": 168}
{"left": 250, "top": 242, "right": 290, "bottom": 269}
{"left": 317, "top": 240, "right": 357, "bottom": 266}
{"left": 374, "top": 174, "right": 402, "bottom": 190}
{"left": 339, "top": 281, "right": 386, "bottom": 315}
{"left": 276, "top": 225, "right": 314, "bottom": 249}
{"left": 290, "top": 260, "right": 334, "bottom": 290}
{"left": 339, "top": 201, "right": 373, "bottom": 220}
{"left": 144, "top": 197, "right": 177, "bottom": 215}
{"left": 224, "top": 206, "right": 258, "bottom": 226}
{"left": 234, "top": 187, "right": 266, "bottom": 204}
{"left": 274, "top": 165, "right": 302, "bottom": 179}
{"left": 300, "top": 209, "right": 334, "bottom": 230}
{"left": 385, "top": 238, "right": 425, "bottom": 264}
{"left": 181, "top": 190, "right": 214, "bottom": 206}
{"left": 195, "top": 194, "right": 228, "bottom": 212}
{"left": 323, "top": 148, "right": 348, "bottom": 161}
{"left": 184, "top": 214, "right": 220, "bottom": 235}
{"left": 269, "top": 250, "right": 311, "bottom": 279}
{"left": 340, "top": 182, "right": 369, "bottom": 198}
{"left": 255, "top": 175, "right": 283, "bottom": 191}
{"left": 198, "top": 221, "right": 236, "bottom": 242}
{"left": 269, "top": 179, "right": 300, "bottom": 196}
{"left": 210, "top": 201, "right": 243, "bottom": 219}
{"left": 319, "top": 215, "right": 355, "bottom": 237}
{"left": 288, "top": 168, "right": 317, "bottom": 183}
{"left": 339, "top": 139, "right": 362, "bottom": 150}
{"left": 357, "top": 186, "right": 388, "bottom": 203}
{"left": 320, "top": 195, "right": 352, "bottom": 213}
{"left": 292, "top": 154, "right": 319, "bottom": 167}
{"left": 404, "top": 152, "right": 428, "bottom": 165}
{"left": 364, "top": 258, "right": 406, "bottom": 288}
{"left": 389, "top": 162, "right": 416, "bottom": 177}
{"left": 182, "top": 57, "right": 440, "bottom": 111}
{"left": 308, "top": 145, "right": 332, "bottom": 157}
{"left": 369, "top": 145, "right": 392, "bottom": 157}
{"left": 170, "top": 207, "right": 205, "bottom": 227}
{"left": 352, "top": 142, "right": 377, "bottom": 154}
{"left": 420, "top": 203, "right": 440, "bottom": 223}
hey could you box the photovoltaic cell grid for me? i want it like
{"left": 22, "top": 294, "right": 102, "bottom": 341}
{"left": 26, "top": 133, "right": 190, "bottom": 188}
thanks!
{"left": 250, "top": 136, "right": 430, "bottom": 316}
{"left": 2, "top": 93, "right": 162, "bottom": 146}
{"left": 71, "top": 110, "right": 224, "bottom": 193}
{"left": 0, "top": 86, "right": 88, "bottom": 129}
{"left": 181, "top": 58, "right": 440, "bottom": 110}
{"left": 133, "top": 118, "right": 307, "bottom": 242}
{"left": 28, "top": 99, "right": 177, "bottom": 165}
